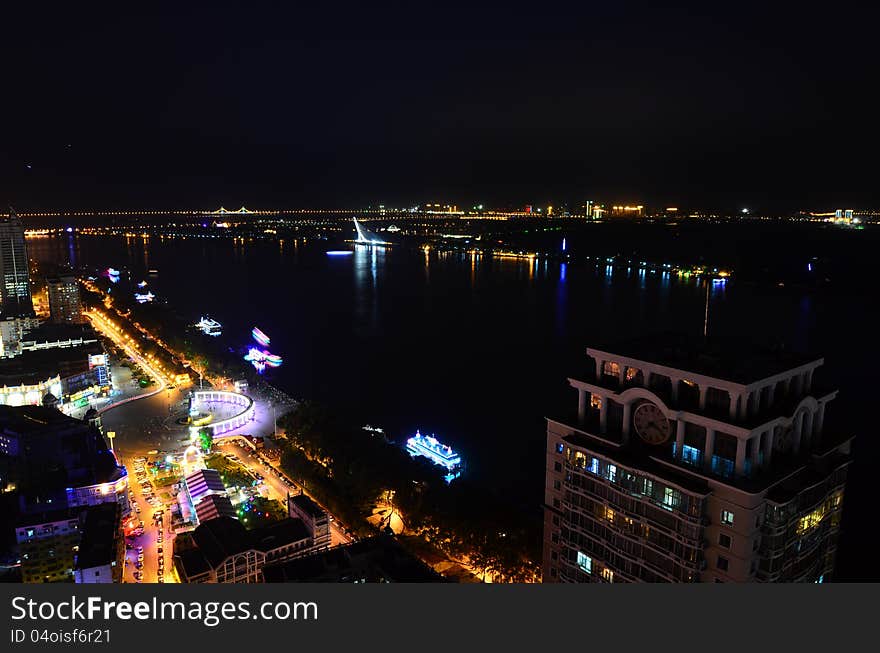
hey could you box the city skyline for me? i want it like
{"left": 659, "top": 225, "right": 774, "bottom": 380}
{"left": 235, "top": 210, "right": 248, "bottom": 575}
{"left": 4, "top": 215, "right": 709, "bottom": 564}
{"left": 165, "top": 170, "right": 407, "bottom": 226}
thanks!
{"left": 0, "top": 1, "right": 876, "bottom": 589}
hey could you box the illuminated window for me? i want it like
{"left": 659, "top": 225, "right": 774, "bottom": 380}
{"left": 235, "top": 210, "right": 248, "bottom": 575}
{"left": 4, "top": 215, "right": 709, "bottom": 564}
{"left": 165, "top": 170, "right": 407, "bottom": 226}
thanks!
{"left": 588, "top": 457, "right": 599, "bottom": 475}
{"left": 577, "top": 552, "right": 592, "bottom": 574}
{"left": 573, "top": 451, "right": 587, "bottom": 468}
{"left": 643, "top": 479, "right": 653, "bottom": 497}
{"left": 663, "top": 487, "right": 679, "bottom": 509}
{"left": 604, "top": 507, "right": 615, "bottom": 523}
{"left": 625, "top": 367, "right": 639, "bottom": 382}
{"left": 603, "top": 361, "right": 620, "bottom": 378}
{"left": 556, "top": 442, "right": 564, "bottom": 454}
{"left": 606, "top": 464, "right": 617, "bottom": 483}
{"left": 721, "top": 510, "right": 734, "bottom": 525}
{"left": 591, "top": 395, "right": 602, "bottom": 410}
{"left": 681, "top": 445, "right": 701, "bottom": 466}
{"left": 601, "top": 568, "right": 614, "bottom": 583}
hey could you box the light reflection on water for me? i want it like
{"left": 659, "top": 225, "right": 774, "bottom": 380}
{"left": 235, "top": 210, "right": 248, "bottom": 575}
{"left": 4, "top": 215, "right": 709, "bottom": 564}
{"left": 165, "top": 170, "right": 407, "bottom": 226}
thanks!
{"left": 27, "top": 234, "right": 828, "bottom": 502}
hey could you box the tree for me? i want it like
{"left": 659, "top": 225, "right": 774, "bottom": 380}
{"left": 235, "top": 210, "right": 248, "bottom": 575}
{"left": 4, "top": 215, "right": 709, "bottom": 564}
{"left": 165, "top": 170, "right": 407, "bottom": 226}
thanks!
{"left": 198, "top": 428, "right": 213, "bottom": 453}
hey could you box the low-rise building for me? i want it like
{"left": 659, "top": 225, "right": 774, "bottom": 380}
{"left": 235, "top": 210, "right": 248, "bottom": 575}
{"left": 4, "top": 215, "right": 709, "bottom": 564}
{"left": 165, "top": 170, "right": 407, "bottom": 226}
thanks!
{"left": 263, "top": 535, "right": 444, "bottom": 583}
{"left": 15, "top": 509, "right": 82, "bottom": 583}
{"left": 73, "top": 503, "right": 124, "bottom": 583}
{"left": 173, "top": 516, "right": 316, "bottom": 583}
{"left": 288, "top": 492, "right": 331, "bottom": 550}
{"left": 0, "top": 405, "right": 129, "bottom": 517}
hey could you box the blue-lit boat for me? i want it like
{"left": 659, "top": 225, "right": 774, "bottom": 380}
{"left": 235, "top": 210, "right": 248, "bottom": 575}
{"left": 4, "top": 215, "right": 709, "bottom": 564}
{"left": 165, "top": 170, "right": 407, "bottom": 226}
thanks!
{"left": 406, "top": 430, "right": 462, "bottom": 483}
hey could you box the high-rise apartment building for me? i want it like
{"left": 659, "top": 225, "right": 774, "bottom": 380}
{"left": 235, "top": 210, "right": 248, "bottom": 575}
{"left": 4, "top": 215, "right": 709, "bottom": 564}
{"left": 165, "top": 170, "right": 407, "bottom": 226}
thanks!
{"left": 47, "top": 275, "right": 84, "bottom": 324}
{"left": 543, "top": 334, "right": 851, "bottom": 583}
{"left": 0, "top": 211, "right": 34, "bottom": 318}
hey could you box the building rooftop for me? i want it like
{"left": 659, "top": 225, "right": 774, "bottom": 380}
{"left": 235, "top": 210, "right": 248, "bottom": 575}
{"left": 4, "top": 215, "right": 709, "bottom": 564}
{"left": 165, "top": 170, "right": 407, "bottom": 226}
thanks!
{"left": 175, "top": 548, "right": 212, "bottom": 579}
{"left": 251, "top": 518, "right": 311, "bottom": 552}
{"left": 20, "top": 323, "right": 96, "bottom": 344}
{"left": 0, "top": 404, "right": 81, "bottom": 433}
{"left": 190, "top": 516, "right": 252, "bottom": 569}
{"left": 289, "top": 492, "right": 325, "bottom": 518}
{"left": 0, "top": 341, "right": 103, "bottom": 386}
{"left": 263, "top": 535, "right": 444, "bottom": 583}
{"left": 194, "top": 494, "right": 236, "bottom": 523}
{"left": 184, "top": 468, "right": 226, "bottom": 502}
{"left": 588, "top": 332, "right": 821, "bottom": 385}
{"left": 187, "top": 516, "right": 313, "bottom": 570}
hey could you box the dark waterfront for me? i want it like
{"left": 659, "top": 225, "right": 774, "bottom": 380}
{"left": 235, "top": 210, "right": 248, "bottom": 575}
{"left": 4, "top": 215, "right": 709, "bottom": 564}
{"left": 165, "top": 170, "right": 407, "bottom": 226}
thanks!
{"left": 27, "top": 220, "right": 877, "bottom": 579}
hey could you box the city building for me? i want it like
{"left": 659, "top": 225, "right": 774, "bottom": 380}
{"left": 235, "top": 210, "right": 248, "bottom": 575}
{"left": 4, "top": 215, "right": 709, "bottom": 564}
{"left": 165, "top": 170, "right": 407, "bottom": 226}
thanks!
{"left": 46, "top": 275, "right": 84, "bottom": 325}
{"left": 15, "top": 502, "right": 124, "bottom": 583}
{"left": 288, "top": 492, "right": 331, "bottom": 550}
{"left": 263, "top": 535, "right": 445, "bottom": 583}
{"left": 0, "top": 211, "right": 34, "bottom": 318}
{"left": 172, "top": 516, "right": 315, "bottom": 583}
{"left": 579, "top": 201, "right": 594, "bottom": 218}
{"left": 610, "top": 205, "right": 644, "bottom": 217}
{"left": 0, "top": 405, "right": 129, "bottom": 517}
{"left": 19, "top": 323, "right": 99, "bottom": 354}
{"left": 0, "top": 315, "right": 41, "bottom": 358}
{"left": 15, "top": 509, "right": 82, "bottom": 583}
{"left": 72, "top": 502, "right": 124, "bottom": 583}
{"left": 0, "top": 329, "right": 110, "bottom": 411}
{"left": 194, "top": 493, "right": 237, "bottom": 522}
{"left": 543, "top": 333, "right": 851, "bottom": 583}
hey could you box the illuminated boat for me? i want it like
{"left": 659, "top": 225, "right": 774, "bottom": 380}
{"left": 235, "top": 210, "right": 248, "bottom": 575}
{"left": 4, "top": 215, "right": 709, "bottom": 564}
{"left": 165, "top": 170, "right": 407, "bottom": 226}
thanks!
{"left": 134, "top": 291, "right": 155, "bottom": 303}
{"left": 194, "top": 316, "right": 222, "bottom": 336}
{"left": 406, "top": 430, "right": 462, "bottom": 483}
{"left": 252, "top": 327, "right": 271, "bottom": 347}
{"left": 244, "top": 346, "right": 282, "bottom": 372}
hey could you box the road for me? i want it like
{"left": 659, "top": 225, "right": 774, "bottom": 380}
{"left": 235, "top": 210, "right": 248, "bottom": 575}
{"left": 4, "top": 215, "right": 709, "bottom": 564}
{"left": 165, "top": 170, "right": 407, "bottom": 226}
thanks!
{"left": 220, "top": 439, "right": 353, "bottom": 547}
{"left": 122, "top": 456, "right": 176, "bottom": 584}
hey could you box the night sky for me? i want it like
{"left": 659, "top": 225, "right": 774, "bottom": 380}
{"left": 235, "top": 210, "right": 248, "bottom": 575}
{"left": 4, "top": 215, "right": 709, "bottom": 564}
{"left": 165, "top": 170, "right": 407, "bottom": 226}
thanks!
{"left": 3, "top": 3, "right": 878, "bottom": 212}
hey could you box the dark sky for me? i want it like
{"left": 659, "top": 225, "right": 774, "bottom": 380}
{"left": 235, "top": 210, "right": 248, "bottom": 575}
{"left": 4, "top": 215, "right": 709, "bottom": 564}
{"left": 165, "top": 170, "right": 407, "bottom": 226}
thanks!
{"left": 2, "top": 2, "right": 878, "bottom": 212}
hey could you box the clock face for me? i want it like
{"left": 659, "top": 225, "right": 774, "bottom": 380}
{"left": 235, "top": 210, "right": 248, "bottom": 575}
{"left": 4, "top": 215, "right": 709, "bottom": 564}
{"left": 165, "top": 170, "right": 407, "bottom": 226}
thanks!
{"left": 633, "top": 402, "right": 671, "bottom": 445}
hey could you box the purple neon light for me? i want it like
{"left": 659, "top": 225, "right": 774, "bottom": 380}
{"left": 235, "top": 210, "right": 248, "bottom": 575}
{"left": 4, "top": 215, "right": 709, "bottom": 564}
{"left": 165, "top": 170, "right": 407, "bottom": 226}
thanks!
{"left": 252, "top": 327, "right": 271, "bottom": 346}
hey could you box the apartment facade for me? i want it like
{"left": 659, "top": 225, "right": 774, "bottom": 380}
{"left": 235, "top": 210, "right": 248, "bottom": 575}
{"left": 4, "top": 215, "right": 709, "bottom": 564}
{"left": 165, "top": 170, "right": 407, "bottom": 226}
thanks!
{"left": 543, "top": 334, "right": 851, "bottom": 583}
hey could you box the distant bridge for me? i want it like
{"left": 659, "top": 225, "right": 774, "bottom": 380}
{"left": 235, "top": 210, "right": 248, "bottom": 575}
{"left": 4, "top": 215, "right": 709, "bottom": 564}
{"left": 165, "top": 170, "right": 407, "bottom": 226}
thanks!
{"left": 206, "top": 206, "right": 254, "bottom": 215}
